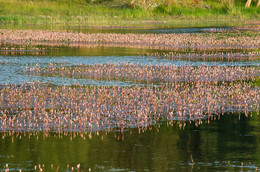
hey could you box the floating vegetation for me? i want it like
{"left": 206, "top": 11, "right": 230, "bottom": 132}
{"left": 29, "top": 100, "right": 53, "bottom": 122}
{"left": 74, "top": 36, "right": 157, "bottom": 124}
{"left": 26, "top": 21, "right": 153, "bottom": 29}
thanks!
{"left": 0, "top": 81, "right": 259, "bottom": 133}
{"left": 234, "top": 21, "right": 260, "bottom": 32}
{"left": 25, "top": 63, "right": 260, "bottom": 83}
{"left": 148, "top": 51, "right": 260, "bottom": 61}
{"left": 0, "top": 29, "right": 260, "bottom": 50}
{"left": 0, "top": 48, "right": 47, "bottom": 56}
{"left": 0, "top": 43, "right": 48, "bottom": 56}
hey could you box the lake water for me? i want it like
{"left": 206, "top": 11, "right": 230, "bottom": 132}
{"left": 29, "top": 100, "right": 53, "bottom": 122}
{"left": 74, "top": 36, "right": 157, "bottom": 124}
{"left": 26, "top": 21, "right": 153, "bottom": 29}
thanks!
{"left": 0, "top": 26, "right": 260, "bottom": 171}
{"left": 0, "top": 113, "right": 260, "bottom": 171}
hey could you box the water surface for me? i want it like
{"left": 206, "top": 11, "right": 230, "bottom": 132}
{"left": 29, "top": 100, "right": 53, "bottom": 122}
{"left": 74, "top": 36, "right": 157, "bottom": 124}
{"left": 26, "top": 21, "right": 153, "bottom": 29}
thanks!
{"left": 0, "top": 113, "right": 259, "bottom": 171}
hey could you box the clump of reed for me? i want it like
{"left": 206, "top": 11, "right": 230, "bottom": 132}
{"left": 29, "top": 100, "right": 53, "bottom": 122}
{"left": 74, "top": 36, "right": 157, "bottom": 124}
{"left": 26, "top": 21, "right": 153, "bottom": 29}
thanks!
{"left": 0, "top": 29, "right": 259, "bottom": 50}
{"left": 0, "top": 81, "right": 259, "bottom": 133}
{"left": 148, "top": 51, "right": 260, "bottom": 61}
{"left": 25, "top": 62, "right": 260, "bottom": 83}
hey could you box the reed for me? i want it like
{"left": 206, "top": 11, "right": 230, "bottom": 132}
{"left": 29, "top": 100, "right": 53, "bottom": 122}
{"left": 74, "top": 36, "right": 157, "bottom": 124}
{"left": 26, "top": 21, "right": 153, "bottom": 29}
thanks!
{"left": 0, "top": 29, "right": 259, "bottom": 50}
{"left": 149, "top": 51, "right": 260, "bottom": 61}
{"left": 0, "top": 80, "right": 259, "bottom": 133}
{"left": 25, "top": 63, "right": 260, "bottom": 83}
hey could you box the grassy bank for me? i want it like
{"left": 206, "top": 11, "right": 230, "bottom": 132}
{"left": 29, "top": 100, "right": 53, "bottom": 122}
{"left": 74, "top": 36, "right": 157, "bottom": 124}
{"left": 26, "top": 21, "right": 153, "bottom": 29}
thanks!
{"left": 0, "top": 0, "right": 259, "bottom": 27}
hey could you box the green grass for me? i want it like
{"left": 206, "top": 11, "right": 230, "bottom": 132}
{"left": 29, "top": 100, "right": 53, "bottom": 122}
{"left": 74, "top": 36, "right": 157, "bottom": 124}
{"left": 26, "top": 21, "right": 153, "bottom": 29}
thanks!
{"left": 0, "top": 0, "right": 259, "bottom": 27}
{"left": 252, "top": 77, "right": 260, "bottom": 87}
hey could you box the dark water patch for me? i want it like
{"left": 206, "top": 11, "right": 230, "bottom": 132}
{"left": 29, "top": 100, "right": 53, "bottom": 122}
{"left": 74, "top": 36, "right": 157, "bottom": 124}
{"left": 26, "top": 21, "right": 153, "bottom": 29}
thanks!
{"left": 1, "top": 44, "right": 259, "bottom": 60}
{"left": 68, "top": 26, "right": 233, "bottom": 34}
{"left": 0, "top": 20, "right": 236, "bottom": 34}
{"left": 148, "top": 27, "right": 233, "bottom": 34}
{"left": 0, "top": 113, "right": 260, "bottom": 171}
{"left": 0, "top": 44, "right": 171, "bottom": 57}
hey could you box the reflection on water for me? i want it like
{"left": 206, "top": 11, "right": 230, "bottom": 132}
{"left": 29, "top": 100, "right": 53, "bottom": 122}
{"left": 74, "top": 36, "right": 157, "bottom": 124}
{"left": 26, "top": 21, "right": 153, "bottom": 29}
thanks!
{"left": 2, "top": 44, "right": 254, "bottom": 57}
{"left": 149, "top": 27, "right": 232, "bottom": 34}
{"left": 69, "top": 26, "right": 233, "bottom": 34}
{"left": 0, "top": 21, "right": 235, "bottom": 34}
{"left": 0, "top": 113, "right": 259, "bottom": 171}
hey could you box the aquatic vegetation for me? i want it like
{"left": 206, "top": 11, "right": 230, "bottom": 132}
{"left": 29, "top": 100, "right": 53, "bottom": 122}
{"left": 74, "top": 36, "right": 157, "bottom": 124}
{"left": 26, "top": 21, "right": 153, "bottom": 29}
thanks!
{"left": 0, "top": 34, "right": 259, "bottom": 172}
{"left": 149, "top": 51, "right": 260, "bottom": 61}
{"left": 0, "top": 45, "right": 47, "bottom": 56}
{"left": 0, "top": 29, "right": 260, "bottom": 50}
{"left": 0, "top": 81, "right": 259, "bottom": 133}
{"left": 0, "top": 47, "right": 259, "bottom": 133}
{"left": 0, "top": 2, "right": 260, "bottom": 170}
{"left": 25, "top": 63, "right": 260, "bottom": 83}
{"left": 0, "top": 29, "right": 259, "bottom": 135}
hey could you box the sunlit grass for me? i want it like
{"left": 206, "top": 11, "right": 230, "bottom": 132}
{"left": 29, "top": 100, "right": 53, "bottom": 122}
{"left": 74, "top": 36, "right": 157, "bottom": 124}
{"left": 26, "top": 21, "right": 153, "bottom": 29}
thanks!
{"left": 0, "top": 0, "right": 259, "bottom": 27}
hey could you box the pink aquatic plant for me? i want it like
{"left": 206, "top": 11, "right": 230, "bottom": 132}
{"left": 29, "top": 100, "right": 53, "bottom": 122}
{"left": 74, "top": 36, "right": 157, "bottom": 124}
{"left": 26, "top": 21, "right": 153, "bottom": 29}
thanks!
{"left": 0, "top": 29, "right": 259, "bottom": 50}
{"left": 0, "top": 82, "right": 259, "bottom": 133}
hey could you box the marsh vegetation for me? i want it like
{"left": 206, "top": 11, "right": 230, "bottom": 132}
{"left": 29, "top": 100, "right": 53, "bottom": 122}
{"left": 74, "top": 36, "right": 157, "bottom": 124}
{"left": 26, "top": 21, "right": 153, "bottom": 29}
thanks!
{"left": 0, "top": 2, "right": 260, "bottom": 170}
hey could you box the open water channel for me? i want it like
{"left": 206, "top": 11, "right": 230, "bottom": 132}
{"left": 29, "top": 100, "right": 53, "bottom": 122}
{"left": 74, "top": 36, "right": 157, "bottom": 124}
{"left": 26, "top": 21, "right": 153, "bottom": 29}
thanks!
{"left": 0, "top": 26, "right": 260, "bottom": 171}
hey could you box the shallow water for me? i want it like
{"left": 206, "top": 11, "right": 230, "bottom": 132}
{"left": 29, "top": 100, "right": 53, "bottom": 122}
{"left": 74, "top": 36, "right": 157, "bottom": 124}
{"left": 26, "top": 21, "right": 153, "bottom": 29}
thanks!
{"left": 0, "top": 46, "right": 259, "bottom": 86}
